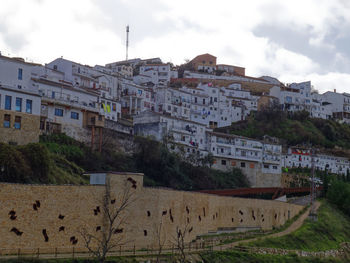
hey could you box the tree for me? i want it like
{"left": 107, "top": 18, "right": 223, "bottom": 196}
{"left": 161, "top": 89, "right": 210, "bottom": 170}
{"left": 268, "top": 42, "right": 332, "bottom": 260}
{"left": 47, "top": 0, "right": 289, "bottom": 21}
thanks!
{"left": 172, "top": 220, "right": 192, "bottom": 263}
{"left": 154, "top": 217, "right": 167, "bottom": 263}
{"left": 201, "top": 153, "right": 214, "bottom": 168}
{"left": 79, "top": 177, "right": 136, "bottom": 263}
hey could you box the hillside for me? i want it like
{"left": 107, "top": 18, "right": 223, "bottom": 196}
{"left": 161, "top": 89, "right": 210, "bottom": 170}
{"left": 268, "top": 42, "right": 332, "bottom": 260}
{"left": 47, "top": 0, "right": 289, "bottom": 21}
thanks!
{"left": 0, "top": 134, "right": 250, "bottom": 190}
{"left": 246, "top": 200, "right": 350, "bottom": 251}
{"left": 215, "top": 109, "right": 350, "bottom": 154}
{"left": 0, "top": 142, "right": 87, "bottom": 185}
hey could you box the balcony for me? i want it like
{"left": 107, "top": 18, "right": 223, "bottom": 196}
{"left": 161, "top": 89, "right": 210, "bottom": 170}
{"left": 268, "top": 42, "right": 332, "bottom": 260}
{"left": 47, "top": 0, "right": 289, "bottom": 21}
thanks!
{"left": 40, "top": 93, "right": 98, "bottom": 112}
{"left": 230, "top": 154, "right": 261, "bottom": 162}
{"left": 262, "top": 157, "right": 281, "bottom": 164}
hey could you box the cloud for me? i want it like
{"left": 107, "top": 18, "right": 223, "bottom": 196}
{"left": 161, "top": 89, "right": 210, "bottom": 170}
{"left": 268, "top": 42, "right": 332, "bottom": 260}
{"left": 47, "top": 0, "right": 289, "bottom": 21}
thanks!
{"left": 0, "top": 0, "right": 350, "bottom": 94}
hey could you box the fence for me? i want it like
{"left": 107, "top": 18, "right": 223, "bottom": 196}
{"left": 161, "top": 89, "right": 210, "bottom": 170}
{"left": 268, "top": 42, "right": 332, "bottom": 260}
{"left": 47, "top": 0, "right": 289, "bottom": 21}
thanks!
{"left": 0, "top": 241, "right": 215, "bottom": 260}
{"left": 2, "top": 242, "right": 349, "bottom": 260}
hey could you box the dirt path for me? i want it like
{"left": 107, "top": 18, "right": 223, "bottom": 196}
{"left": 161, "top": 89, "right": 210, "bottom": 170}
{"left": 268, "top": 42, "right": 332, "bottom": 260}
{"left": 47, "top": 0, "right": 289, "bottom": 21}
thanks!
{"left": 216, "top": 201, "right": 321, "bottom": 250}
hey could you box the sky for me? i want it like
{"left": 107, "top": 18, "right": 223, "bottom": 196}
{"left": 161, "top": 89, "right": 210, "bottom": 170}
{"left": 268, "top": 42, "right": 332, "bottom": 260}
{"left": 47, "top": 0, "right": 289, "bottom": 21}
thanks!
{"left": 1, "top": 0, "right": 350, "bottom": 93}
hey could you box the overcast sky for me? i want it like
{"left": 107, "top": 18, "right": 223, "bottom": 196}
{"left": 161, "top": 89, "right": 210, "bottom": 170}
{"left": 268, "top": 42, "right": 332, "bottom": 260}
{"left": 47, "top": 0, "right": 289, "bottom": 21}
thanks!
{"left": 1, "top": 0, "right": 350, "bottom": 93}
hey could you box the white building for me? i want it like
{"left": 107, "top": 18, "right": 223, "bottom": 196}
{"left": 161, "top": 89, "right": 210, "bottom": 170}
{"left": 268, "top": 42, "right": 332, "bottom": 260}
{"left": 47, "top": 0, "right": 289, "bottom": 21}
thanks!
{"left": 46, "top": 58, "right": 122, "bottom": 123}
{"left": 31, "top": 66, "right": 100, "bottom": 137}
{"left": 133, "top": 111, "right": 210, "bottom": 156}
{"left": 207, "top": 132, "right": 282, "bottom": 187}
{"left": 283, "top": 148, "right": 350, "bottom": 175}
{"left": 323, "top": 91, "right": 350, "bottom": 123}
{"left": 136, "top": 63, "right": 178, "bottom": 88}
{"left": 0, "top": 55, "right": 38, "bottom": 92}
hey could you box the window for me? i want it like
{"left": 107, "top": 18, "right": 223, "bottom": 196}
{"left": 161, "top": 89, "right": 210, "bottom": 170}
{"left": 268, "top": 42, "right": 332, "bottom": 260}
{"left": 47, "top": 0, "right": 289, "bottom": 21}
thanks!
{"left": 14, "top": 116, "right": 21, "bottom": 129}
{"left": 71, "top": 112, "right": 79, "bottom": 120}
{"left": 5, "top": 96, "right": 11, "bottom": 110}
{"left": 221, "top": 160, "right": 226, "bottom": 165}
{"left": 18, "top": 68, "right": 23, "bottom": 80}
{"left": 16, "top": 98, "right": 22, "bottom": 112}
{"left": 203, "top": 99, "right": 205, "bottom": 105}
{"left": 194, "top": 97, "right": 197, "bottom": 103}
{"left": 52, "top": 91, "right": 55, "bottom": 99}
{"left": 3, "top": 114, "right": 10, "bottom": 128}
{"left": 55, "top": 108, "right": 63, "bottom": 116}
{"left": 26, "top": 100, "right": 32, "bottom": 114}
{"left": 112, "top": 103, "right": 116, "bottom": 112}
{"left": 241, "top": 162, "right": 246, "bottom": 168}
{"left": 264, "top": 164, "right": 269, "bottom": 169}
{"left": 273, "top": 166, "right": 278, "bottom": 170}
{"left": 285, "top": 96, "right": 292, "bottom": 103}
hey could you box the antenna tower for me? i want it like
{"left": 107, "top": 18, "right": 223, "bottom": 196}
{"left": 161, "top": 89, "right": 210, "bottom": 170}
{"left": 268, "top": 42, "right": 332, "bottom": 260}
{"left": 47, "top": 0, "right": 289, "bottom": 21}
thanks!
{"left": 126, "top": 25, "right": 129, "bottom": 61}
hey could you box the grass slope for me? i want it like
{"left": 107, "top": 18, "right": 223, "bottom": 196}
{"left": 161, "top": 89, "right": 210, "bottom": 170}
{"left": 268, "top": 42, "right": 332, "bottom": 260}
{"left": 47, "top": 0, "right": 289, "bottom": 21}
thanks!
{"left": 246, "top": 200, "right": 350, "bottom": 251}
{"left": 200, "top": 251, "right": 346, "bottom": 263}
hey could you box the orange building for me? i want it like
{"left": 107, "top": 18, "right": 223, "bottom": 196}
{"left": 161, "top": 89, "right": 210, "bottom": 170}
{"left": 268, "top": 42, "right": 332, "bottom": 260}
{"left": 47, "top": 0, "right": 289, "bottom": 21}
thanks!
{"left": 190, "top": 53, "right": 217, "bottom": 73}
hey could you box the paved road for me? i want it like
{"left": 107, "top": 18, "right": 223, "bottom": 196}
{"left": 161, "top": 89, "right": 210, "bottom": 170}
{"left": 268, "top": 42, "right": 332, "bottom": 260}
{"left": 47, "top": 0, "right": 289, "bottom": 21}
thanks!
{"left": 289, "top": 195, "right": 311, "bottom": 206}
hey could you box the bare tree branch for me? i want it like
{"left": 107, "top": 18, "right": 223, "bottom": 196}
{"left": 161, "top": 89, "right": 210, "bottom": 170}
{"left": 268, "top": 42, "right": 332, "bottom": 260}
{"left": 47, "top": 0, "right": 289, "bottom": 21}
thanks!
{"left": 79, "top": 176, "right": 137, "bottom": 263}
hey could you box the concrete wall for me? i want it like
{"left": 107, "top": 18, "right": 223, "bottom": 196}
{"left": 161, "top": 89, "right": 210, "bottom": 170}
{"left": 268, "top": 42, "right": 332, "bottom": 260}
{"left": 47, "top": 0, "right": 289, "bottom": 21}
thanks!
{"left": 0, "top": 172, "right": 303, "bottom": 253}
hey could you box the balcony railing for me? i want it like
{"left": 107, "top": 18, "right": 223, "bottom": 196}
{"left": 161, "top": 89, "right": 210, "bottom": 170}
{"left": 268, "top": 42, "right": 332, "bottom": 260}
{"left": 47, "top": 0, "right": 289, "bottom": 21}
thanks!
{"left": 40, "top": 93, "right": 98, "bottom": 112}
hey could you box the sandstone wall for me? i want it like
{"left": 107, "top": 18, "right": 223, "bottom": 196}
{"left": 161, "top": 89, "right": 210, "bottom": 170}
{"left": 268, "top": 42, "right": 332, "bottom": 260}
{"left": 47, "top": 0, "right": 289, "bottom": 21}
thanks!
{"left": 0, "top": 172, "right": 303, "bottom": 253}
{"left": 0, "top": 109, "right": 40, "bottom": 145}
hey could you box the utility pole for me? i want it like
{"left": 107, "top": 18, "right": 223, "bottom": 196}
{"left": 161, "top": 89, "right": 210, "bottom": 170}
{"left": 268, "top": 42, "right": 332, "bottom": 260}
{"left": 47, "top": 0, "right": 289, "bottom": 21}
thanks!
{"left": 126, "top": 25, "right": 129, "bottom": 61}
{"left": 309, "top": 147, "right": 317, "bottom": 220}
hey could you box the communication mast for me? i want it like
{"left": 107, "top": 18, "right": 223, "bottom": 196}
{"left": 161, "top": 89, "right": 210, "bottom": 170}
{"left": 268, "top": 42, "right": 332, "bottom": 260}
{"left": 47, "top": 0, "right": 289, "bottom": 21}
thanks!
{"left": 126, "top": 25, "right": 129, "bottom": 61}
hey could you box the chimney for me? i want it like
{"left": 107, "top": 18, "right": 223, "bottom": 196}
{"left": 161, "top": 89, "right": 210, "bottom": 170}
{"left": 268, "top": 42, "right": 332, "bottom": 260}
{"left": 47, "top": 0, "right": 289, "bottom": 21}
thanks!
{"left": 334, "top": 89, "right": 336, "bottom": 93}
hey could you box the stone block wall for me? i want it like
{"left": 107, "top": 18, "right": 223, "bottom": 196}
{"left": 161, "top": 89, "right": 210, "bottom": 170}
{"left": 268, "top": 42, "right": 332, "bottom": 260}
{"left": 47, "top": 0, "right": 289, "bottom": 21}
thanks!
{"left": 0, "top": 172, "right": 303, "bottom": 253}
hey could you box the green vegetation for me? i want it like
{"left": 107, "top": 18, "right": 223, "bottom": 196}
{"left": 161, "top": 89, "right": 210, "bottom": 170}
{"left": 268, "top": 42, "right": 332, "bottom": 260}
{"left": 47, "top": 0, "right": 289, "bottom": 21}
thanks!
{"left": 0, "top": 258, "right": 138, "bottom": 263}
{"left": 216, "top": 108, "right": 350, "bottom": 151}
{"left": 0, "top": 142, "right": 86, "bottom": 184}
{"left": 200, "top": 251, "right": 347, "bottom": 263}
{"left": 0, "top": 134, "right": 249, "bottom": 190}
{"left": 246, "top": 200, "right": 350, "bottom": 251}
{"left": 327, "top": 180, "right": 350, "bottom": 217}
{"left": 198, "top": 205, "right": 308, "bottom": 247}
{"left": 133, "top": 136, "right": 249, "bottom": 190}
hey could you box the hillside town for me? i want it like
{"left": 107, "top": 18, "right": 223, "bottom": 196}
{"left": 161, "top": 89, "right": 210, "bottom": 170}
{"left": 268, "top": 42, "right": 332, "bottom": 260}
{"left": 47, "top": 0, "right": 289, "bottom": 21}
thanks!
{"left": 1, "top": 52, "right": 349, "bottom": 187}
